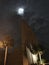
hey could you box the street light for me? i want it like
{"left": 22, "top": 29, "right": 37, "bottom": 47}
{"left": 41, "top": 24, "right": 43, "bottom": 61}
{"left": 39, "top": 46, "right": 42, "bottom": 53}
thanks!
{"left": 0, "top": 41, "right": 6, "bottom": 65}
{"left": 0, "top": 35, "right": 14, "bottom": 65}
{"left": 3, "top": 35, "right": 14, "bottom": 65}
{"left": 0, "top": 41, "right": 4, "bottom": 48}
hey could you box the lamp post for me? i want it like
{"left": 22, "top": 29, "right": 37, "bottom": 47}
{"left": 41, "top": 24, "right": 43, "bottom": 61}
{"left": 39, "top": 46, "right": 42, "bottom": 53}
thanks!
{"left": 4, "top": 46, "right": 8, "bottom": 65}
{"left": 3, "top": 40, "right": 10, "bottom": 65}
{"left": 3, "top": 35, "right": 14, "bottom": 65}
{"left": 0, "top": 35, "right": 14, "bottom": 65}
{"left": 0, "top": 41, "right": 7, "bottom": 65}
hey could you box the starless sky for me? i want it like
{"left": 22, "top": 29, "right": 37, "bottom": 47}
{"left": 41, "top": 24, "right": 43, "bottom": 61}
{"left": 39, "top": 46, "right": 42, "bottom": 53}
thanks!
{"left": 0, "top": 0, "right": 49, "bottom": 56}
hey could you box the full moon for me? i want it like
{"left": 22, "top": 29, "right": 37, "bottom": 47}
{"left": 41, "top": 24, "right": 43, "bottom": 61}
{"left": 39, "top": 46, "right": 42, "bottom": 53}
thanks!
{"left": 17, "top": 7, "right": 24, "bottom": 15}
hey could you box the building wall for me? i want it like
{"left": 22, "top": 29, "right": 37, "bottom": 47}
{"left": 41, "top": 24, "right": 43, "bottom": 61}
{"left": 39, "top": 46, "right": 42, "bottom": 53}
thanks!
{"left": 20, "top": 20, "right": 38, "bottom": 65}
{"left": 21, "top": 20, "right": 38, "bottom": 53}
{"left": 7, "top": 47, "right": 23, "bottom": 65}
{"left": 0, "top": 19, "right": 38, "bottom": 65}
{"left": 6, "top": 16, "right": 23, "bottom": 65}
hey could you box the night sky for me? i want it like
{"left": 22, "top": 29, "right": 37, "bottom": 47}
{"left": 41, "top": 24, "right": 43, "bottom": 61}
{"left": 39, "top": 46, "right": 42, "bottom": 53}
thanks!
{"left": 0, "top": 0, "right": 49, "bottom": 61}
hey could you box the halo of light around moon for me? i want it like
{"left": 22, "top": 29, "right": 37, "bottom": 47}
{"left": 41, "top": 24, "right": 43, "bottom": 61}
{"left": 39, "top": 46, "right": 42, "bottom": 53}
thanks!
{"left": 17, "top": 7, "right": 24, "bottom": 15}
